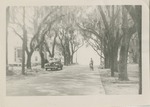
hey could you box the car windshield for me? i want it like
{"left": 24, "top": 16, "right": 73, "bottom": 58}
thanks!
{"left": 48, "top": 58, "right": 60, "bottom": 63}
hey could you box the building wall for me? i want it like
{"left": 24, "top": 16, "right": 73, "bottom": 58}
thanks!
{"left": 8, "top": 32, "right": 22, "bottom": 64}
{"left": 8, "top": 32, "right": 41, "bottom": 65}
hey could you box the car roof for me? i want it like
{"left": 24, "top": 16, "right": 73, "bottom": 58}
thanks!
{"left": 49, "top": 58, "right": 60, "bottom": 62}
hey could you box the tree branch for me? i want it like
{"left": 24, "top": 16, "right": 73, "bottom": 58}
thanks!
{"left": 77, "top": 23, "right": 103, "bottom": 41}
{"left": 74, "top": 43, "right": 84, "bottom": 53}
{"left": 98, "top": 6, "right": 109, "bottom": 30}
{"left": 87, "top": 40, "right": 104, "bottom": 59}
{"left": 10, "top": 26, "right": 23, "bottom": 40}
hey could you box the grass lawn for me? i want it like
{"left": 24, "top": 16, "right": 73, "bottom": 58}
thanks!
{"left": 99, "top": 64, "right": 139, "bottom": 95}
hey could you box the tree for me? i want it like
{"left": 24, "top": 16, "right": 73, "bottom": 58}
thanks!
{"left": 44, "top": 29, "right": 58, "bottom": 58}
{"left": 57, "top": 25, "right": 84, "bottom": 65}
{"left": 55, "top": 7, "right": 83, "bottom": 65}
{"left": 58, "top": 26, "right": 70, "bottom": 65}
{"left": 38, "top": 26, "right": 57, "bottom": 68}
{"left": 78, "top": 6, "right": 122, "bottom": 76}
{"left": 118, "top": 6, "right": 137, "bottom": 81}
{"left": 128, "top": 34, "right": 139, "bottom": 63}
{"left": 22, "top": 7, "right": 26, "bottom": 75}
{"left": 81, "top": 31, "right": 104, "bottom": 65}
{"left": 69, "top": 29, "right": 84, "bottom": 64}
{"left": 9, "top": 7, "right": 60, "bottom": 69}
{"left": 9, "top": 7, "right": 30, "bottom": 69}
{"left": 36, "top": 11, "right": 65, "bottom": 68}
{"left": 25, "top": 7, "right": 60, "bottom": 69}
{"left": 8, "top": 7, "right": 27, "bottom": 74}
{"left": 77, "top": 7, "right": 107, "bottom": 67}
{"left": 49, "top": 30, "right": 58, "bottom": 58}
{"left": 125, "top": 5, "right": 142, "bottom": 94}
{"left": 6, "top": 7, "right": 10, "bottom": 74}
{"left": 98, "top": 6, "right": 122, "bottom": 76}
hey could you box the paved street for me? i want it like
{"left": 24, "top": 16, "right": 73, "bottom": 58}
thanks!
{"left": 6, "top": 65, "right": 105, "bottom": 96}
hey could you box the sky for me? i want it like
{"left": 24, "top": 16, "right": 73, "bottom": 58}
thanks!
{"left": 75, "top": 44, "right": 100, "bottom": 65}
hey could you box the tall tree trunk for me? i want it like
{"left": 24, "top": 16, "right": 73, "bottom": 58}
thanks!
{"left": 110, "top": 54, "right": 114, "bottom": 76}
{"left": 136, "top": 6, "right": 142, "bottom": 94}
{"left": 70, "top": 54, "right": 73, "bottom": 64}
{"left": 66, "top": 53, "right": 70, "bottom": 66}
{"left": 26, "top": 52, "right": 33, "bottom": 69}
{"left": 118, "top": 33, "right": 131, "bottom": 81}
{"left": 6, "top": 7, "right": 9, "bottom": 73}
{"left": 110, "top": 6, "right": 116, "bottom": 76}
{"left": 132, "top": 53, "right": 138, "bottom": 63}
{"left": 104, "top": 55, "right": 110, "bottom": 68}
{"left": 118, "top": 30, "right": 134, "bottom": 80}
{"left": 125, "top": 5, "right": 142, "bottom": 93}
{"left": 110, "top": 45, "right": 117, "bottom": 77}
{"left": 118, "top": 7, "right": 129, "bottom": 81}
{"left": 63, "top": 54, "right": 67, "bottom": 65}
{"left": 105, "top": 58, "right": 109, "bottom": 68}
{"left": 65, "top": 42, "right": 70, "bottom": 65}
{"left": 118, "top": 44, "right": 129, "bottom": 80}
{"left": 22, "top": 7, "right": 26, "bottom": 75}
{"left": 113, "top": 54, "right": 118, "bottom": 72}
{"left": 22, "top": 39, "right": 26, "bottom": 75}
{"left": 51, "top": 32, "right": 57, "bottom": 58}
{"left": 113, "top": 45, "right": 119, "bottom": 72}
{"left": 40, "top": 51, "right": 45, "bottom": 68}
{"left": 104, "top": 45, "right": 110, "bottom": 68}
{"left": 118, "top": 6, "right": 136, "bottom": 80}
{"left": 68, "top": 54, "right": 70, "bottom": 65}
{"left": 44, "top": 41, "right": 52, "bottom": 58}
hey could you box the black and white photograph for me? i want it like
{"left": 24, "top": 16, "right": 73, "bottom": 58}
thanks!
{"left": 0, "top": 0, "right": 149, "bottom": 107}
{"left": 6, "top": 5, "right": 143, "bottom": 96}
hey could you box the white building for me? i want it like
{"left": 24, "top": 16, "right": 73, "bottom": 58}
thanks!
{"left": 8, "top": 31, "right": 41, "bottom": 66}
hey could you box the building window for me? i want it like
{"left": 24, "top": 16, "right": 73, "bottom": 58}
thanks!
{"left": 15, "top": 47, "right": 22, "bottom": 63}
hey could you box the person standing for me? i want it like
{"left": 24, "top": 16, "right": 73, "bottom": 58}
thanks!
{"left": 89, "top": 58, "right": 94, "bottom": 70}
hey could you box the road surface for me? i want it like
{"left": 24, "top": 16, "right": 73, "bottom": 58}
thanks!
{"left": 6, "top": 65, "right": 105, "bottom": 96}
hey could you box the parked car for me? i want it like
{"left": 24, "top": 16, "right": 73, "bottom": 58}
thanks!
{"left": 44, "top": 58, "right": 63, "bottom": 71}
